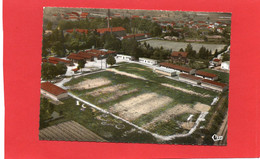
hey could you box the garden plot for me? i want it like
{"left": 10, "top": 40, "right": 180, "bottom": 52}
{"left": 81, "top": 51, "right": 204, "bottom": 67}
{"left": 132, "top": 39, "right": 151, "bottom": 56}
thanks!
{"left": 70, "top": 77, "right": 111, "bottom": 90}
{"left": 110, "top": 93, "right": 173, "bottom": 121}
{"left": 142, "top": 104, "right": 198, "bottom": 129}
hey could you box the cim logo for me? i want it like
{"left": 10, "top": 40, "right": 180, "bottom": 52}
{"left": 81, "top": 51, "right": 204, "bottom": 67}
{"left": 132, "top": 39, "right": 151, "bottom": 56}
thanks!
{"left": 212, "top": 134, "right": 223, "bottom": 141}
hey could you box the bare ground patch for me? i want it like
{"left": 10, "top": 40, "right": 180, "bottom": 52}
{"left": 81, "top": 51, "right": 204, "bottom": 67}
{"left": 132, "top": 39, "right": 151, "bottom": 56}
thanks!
{"left": 70, "top": 78, "right": 111, "bottom": 90}
{"left": 143, "top": 104, "right": 198, "bottom": 129}
{"left": 181, "top": 122, "right": 195, "bottom": 130}
{"left": 110, "top": 93, "right": 172, "bottom": 121}
{"left": 97, "top": 88, "right": 139, "bottom": 103}
{"left": 193, "top": 102, "right": 211, "bottom": 112}
{"left": 86, "top": 84, "right": 127, "bottom": 97}
{"left": 161, "top": 83, "right": 211, "bottom": 97}
{"left": 106, "top": 68, "right": 146, "bottom": 80}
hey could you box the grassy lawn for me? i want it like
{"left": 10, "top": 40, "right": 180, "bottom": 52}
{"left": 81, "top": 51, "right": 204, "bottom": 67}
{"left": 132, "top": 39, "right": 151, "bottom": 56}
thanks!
{"left": 45, "top": 97, "right": 157, "bottom": 143}
{"left": 115, "top": 63, "right": 219, "bottom": 96}
{"left": 201, "top": 68, "right": 229, "bottom": 83}
{"left": 63, "top": 63, "right": 219, "bottom": 136}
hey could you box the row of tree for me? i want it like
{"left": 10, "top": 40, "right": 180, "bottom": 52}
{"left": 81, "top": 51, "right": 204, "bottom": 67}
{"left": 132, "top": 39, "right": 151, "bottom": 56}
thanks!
{"left": 41, "top": 62, "right": 67, "bottom": 80}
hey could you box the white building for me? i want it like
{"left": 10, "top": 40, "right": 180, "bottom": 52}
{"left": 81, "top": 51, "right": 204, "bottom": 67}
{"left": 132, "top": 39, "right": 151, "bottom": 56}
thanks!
{"left": 116, "top": 54, "right": 132, "bottom": 61}
{"left": 221, "top": 61, "right": 230, "bottom": 70}
{"left": 139, "top": 58, "right": 158, "bottom": 65}
{"left": 154, "top": 67, "right": 176, "bottom": 77}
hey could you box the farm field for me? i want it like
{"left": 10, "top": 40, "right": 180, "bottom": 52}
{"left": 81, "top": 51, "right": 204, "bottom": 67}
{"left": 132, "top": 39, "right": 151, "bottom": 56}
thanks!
{"left": 64, "top": 62, "right": 219, "bottom": 137}
{"left": 142, "top": 39, "right": 226, "bottom": 52}
{"left": 39, "top": 120, "right": 107, "bottom": 142}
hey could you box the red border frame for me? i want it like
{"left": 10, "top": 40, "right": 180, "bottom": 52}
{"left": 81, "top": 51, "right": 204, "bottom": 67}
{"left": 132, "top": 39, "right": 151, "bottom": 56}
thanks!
{"left": 4, "top": 0, "right": 260, "bottom": 158}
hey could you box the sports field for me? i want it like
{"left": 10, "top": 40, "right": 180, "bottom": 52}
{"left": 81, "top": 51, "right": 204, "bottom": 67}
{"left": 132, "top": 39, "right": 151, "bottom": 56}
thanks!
{"left": 64, "top": 63, "right": 219, "bottom": 136}
{"left": 142, "top": 39, "right": 226, "bottom": 52}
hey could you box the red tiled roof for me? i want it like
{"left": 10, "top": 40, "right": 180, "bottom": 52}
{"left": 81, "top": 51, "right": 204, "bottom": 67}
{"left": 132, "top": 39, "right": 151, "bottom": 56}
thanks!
{"left": 48, "top": 60, "right": 59, "bottom": 64}
{"left": 75, "top": 29, "right": 88, "bottom": 34}
{"left": 195, "top": 70, "right": 217, "bottom": 78}
{"left": 122, "top": 33, "right": 147, "bottom": 39}
{"left": 81, "top": 12, "right": 89, "bottom": 16}
{"left": 160, "top": 62, "right": 193, "bottom": 72}
{"left": 179, "top": 73, "right": 202, "bottom": 81}
{"left": 67, "top": 53, "right": 85, "bottom": 60}
{"left": 213, "top": 58, "right": 221, "bottom": 62}
{"left": 201, "top": 79, "right": 227, "bottom": 88}
{"left": 66, "top": 29, "right": 74, "bottom": 33}
{"left": 72, "top": 68, "right": 79, "bottom": 72}
{"left": 48, "top": 57, "right": 71, "bottom": 64}
{"left": 41, "top": 82, "right": 67, "bottom": 96}
{"left": 42, "top": 59, "right": 48, "bottom": 63}
{"left": 171, "top": 52, "right": 188, "bottom": 58}
{"left": 77, "top": 52, "right": 94, "bottom": 59}
{"left": 71, "top": 12, "right": 79, "bottom": 16}
{"left": 131, "top": 15, "right": 139, "bottom": 18}
{"left": 96, "top": 27, "right": 126, "bottom": 34}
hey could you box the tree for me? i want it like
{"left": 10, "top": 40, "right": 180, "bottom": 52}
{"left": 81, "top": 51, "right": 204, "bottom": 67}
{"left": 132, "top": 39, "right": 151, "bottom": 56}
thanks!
{"left": 46, "top": 21, "right": 53, "bottom": 30}
{"left": 56, "top": 62, "right": 67, "bottom": 76}
{"left": 39, "top": 98, "right": 54, "bottom": 129}
{"left": 179, "top": 48, "right": 184, "bottom": 52}
{"left": 222, "top": 53, "right": 230, "bottom": 61}
{"left": 41, "top": 62, "right": 58, "bottom": 81}
{"left": 77, "top": 60, "right": 86, "bottom": 72}
{"left": 185, "top": 43, "right": 196, "bottom": 58}
{"left": 106, "top": 55, "right": 116, "bottom": 66}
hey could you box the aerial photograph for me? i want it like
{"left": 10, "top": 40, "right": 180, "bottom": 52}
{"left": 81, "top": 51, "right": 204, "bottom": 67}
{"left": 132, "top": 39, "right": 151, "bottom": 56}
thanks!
{"left": 39, "top": 7, "right": 231, "bottom": 145}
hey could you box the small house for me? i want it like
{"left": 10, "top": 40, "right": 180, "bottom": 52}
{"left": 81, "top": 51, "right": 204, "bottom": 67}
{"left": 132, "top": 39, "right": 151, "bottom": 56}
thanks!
{"left": 139, "top": 58, "right": 157, "bottom": 65}
{"left": 41, "top": 82, "right": 68, "bottom": 101}
{"left": 171, "top": 51, "right": 188, "bottom": 64}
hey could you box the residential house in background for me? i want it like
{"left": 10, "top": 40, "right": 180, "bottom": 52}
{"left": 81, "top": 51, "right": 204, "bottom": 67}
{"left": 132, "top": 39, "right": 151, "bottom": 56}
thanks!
{"left": 96, "top": 27, "right": 126, "bottom": 37}
{"left": 171, "top": 51, "right": 188, "bottom": 64}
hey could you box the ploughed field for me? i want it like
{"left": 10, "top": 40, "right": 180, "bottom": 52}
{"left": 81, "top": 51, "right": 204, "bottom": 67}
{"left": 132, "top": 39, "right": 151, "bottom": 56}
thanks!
{"left": 64, "top": 63, "right": 219, "bottom": 136}
{"left": 142, "top": 39, "right": 226, "bottom": 52}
